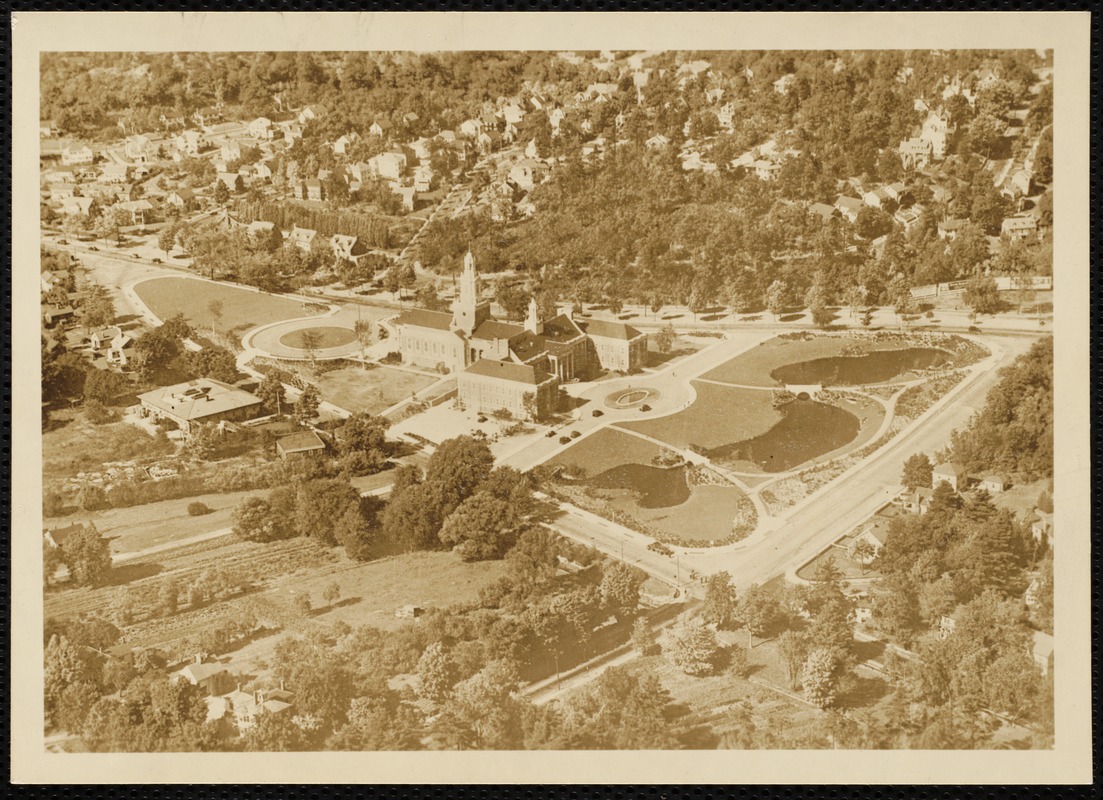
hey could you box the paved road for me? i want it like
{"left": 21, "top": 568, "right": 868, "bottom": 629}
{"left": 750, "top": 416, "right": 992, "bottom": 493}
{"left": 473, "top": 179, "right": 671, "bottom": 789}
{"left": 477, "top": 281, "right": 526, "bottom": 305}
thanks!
{"left": 542, "top": 333, "right": 1039, "bottom": 591}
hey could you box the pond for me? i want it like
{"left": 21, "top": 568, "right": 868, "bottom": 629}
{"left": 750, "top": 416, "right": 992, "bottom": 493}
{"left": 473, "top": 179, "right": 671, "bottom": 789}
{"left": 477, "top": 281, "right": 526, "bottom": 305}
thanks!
{"left": 770, "top": 347, "right": 951, "bottom": 386}
{"left": 584, "top": 463, "right": 691, "bottom": 508}
{"left": 708, "top": 398, "right": 860, "bottom": 473}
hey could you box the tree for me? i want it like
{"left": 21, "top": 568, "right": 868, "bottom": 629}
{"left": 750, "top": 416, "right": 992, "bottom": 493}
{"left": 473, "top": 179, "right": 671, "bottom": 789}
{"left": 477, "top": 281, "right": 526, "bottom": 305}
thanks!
{"left": 185, "top": 345, "right": 239, "bottom": 384}
{"left": 701, "top": 571, "right": 738, "bottom": 629}
{"left": 213, "top": 179, "right": 230, "bottom": 205}
{"left": 132, "top": 325, "right": 184, "bottom": 378}
{"left": 338, "top": 413, "right": 391, "bottom": 458}
{"left": 299, "top": 329, "right": 322, "bottom": 368}
{"left": 599, "top": 561, "right": 646, "bottom": 620}
{"left": 322, "top": 581, "right": 341, "bottom": 607}
{"left": 207, "top": 299, "right": 223, "bottom": 334}
{"left": 963, "top": 275, "right": 1001, "bottom": 316}
{"left": 734, "top": 583, "right": 779, "bottom": 648}
{"left": 435, "top": 660, "right": 524, "bottom": 750}
{"left": 901, "top": 452, "right": 933, "bottom": 490}
{"left": 802, "top": 647, "right": 842, "bottom": 708}
{"left": 82, "top": 367, "right": 126, "bottom": 404}
{"left": 293, "top": 384, "right": 321, "bottom": 423}
{"left": 765, "top": 279, "right": 787, "bottom": 321}
{"left": 60, "top": 523, "right": 112, "bottom": 587}
{"left": 256, "top": 372, "right": 286, "bottom": 416}
{"left": 667, "top": 618, "right": 721, "bottom": 676}
{"left": 81, "top": 285, "right": 116, "bottom": 330}
{"left": 438, "top": 493, "right": 521, "bottom": 561}
{"left": 630, "top": 617, "right": 659, "bottom": 656}
{"left": 777, "top": 630, "right": 810, "bottom": 689}
{"left": 654, "top": 323, "right": 676, "bottom": 354}
{"left": 849, "top": 539, "right": 876, "bottom": 575}
{"left": 232, "top": 496, "right": 292, "bottom": 543}
{"left": 295, "top": 478, "right": 362, "bottom": 545}
{"left": 424, "top": 435, "right": 495, "bottom": 517}
{"left": 416, "top": 642, "right": 459, "bottom": 703}
{"left": 294, "top": 592, "right": 312, "bottom": 616}
{"left": 158, "top": 222, "right": 180, "bottom": 254}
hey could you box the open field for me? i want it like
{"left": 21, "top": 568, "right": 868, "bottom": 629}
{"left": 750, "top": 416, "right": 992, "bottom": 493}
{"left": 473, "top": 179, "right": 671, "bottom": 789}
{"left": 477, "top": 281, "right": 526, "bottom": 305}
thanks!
{"left": 618, "top": 383, "right": 780, "bottom": 451}
{"left": 43, "top": 488, "right": 260, "bottom": 555}
{"left": 43, "top": 412, "right": 176, "bottom": 483}
{"left": 314, "top": 365, "right": 438, "bottom": 415}
{"left": 628, "top": 483, "right": 753, "bottom": 544}
{"left": 134, "top": 277, "right": 316, "bottom": 334}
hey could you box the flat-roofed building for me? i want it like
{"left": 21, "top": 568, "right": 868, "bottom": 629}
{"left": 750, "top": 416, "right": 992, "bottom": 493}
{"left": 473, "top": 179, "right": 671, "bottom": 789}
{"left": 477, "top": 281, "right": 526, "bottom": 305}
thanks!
{"left": 137, "top": 378, "right": 262, "bottom": 435}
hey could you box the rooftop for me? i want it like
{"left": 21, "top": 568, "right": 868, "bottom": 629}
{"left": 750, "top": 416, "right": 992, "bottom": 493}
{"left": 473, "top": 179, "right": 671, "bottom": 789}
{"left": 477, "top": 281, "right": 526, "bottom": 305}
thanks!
{"left": 138, "top": 378, "right": 261, "bottom": 422}
{"left": 395, "top": 308, "right": 454, "bottom": 332}
{"left": 580, "top": 318, "right": 644, "bottom": 341}
{"left": 276, "top": 431, "right": 326, "bottom": 454}
{"left": 464, "top": 358, "right": 554, "bottom": 386}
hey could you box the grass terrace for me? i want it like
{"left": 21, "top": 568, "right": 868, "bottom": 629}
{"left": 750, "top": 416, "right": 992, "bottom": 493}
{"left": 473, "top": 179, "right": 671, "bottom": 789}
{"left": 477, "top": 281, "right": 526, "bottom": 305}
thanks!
{"left": 618, "top": 383, "right": 780, "bottom": 452}
{"left": 314, "top": 365, "right": 439, "bottom": 415}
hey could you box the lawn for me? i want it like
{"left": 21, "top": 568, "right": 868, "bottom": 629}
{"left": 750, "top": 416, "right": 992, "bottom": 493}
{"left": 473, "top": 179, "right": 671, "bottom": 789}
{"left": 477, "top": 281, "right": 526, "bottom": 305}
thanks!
{"left": 618, "top": 382, "right": 780, "bottom": 451}
{"left": 629, "top": 483, "right": 755, "bottom": 544}
{"left": 278, "top": 326, "right": 358, "bottom": 349}
{"left": 134, "top": 277, "right": 313, "bottom": 335}
{"left": 314, "top": 365, "right": 438, "bottom": 415}
{"left": 42, "top": 413, "right": 176, "bottom": 483}
{"left": 702, "top": 335, "right": 910, "bottom": 387}
{"left": 43, "top": 487, "right": 260, "bottom": 555}
{"left": 546, "top": 427, "right": 665, "bottom": 476}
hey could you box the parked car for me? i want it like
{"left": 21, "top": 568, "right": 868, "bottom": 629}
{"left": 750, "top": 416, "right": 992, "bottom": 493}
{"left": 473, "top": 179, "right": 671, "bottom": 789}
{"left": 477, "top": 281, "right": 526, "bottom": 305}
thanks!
{"left": 647, "top": 541, "right": 674, "bottom": 557}
{"left": 640, "top": 404, "right": 652, "bottom": 412}
{"left": 545, "top": 430, "right": 557, "bottom": 438}
{"left": 57, "top": 239, "right": 68, "bottom": 245}
{"left": 569, "top": 430, "right": 581, "bottom": 439}
{"left": 559, "top": 436, "right": 571, "bottom": 445}
{"left": 592, "top": 409, "right": 604, "bottom": 417}
{"left": 151, "top": 258, "right": 162, "bottom": 264}
{"left": 88, "top": 246, "right": 99, "bottom": 251}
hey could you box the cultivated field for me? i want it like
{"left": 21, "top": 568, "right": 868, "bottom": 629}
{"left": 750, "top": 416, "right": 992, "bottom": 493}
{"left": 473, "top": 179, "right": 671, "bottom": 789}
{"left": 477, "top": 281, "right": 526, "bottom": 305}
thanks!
{"left": 617, "top": 382, "right": 780, "bottom": 452}
{"left": 314, "top": 365, "right": 439, "bottom": 415}
{"left": 134, "top": 277, "right": 316, "bottom": 335}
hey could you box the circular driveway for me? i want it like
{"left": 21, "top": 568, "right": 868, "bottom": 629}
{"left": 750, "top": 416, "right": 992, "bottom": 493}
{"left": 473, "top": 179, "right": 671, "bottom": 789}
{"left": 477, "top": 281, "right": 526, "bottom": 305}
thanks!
{"left": 246, "top": 306, "right": 372, "bottom": 361}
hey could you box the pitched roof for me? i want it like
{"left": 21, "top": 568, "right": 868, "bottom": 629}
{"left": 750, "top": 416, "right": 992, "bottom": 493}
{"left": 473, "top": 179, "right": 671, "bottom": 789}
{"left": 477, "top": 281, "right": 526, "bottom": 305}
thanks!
{"left": 394, "top": 308, "right": 454, "bottom": 332}
{"left": 276, "top": 431, "right": 326, "bottom": 454}
{"left": 179, "top": 662, "right": 229, "bottom": 683}
{"left": 473, "top": 320, "right": 524, "bottom": 341}
{"left": 44, "top": 522, "right": 92, "bottom": 547}
{"left": 464, "top": 358, "right": 554, "bottom": 386}
{"left": 933, "top": 462, "right": 968, "bottom": 476}
{"left": 580, "top": 318, "right": 644, "bottom": 341}
{"left": 540, "top": 314, "right": 585, "bottom": 343}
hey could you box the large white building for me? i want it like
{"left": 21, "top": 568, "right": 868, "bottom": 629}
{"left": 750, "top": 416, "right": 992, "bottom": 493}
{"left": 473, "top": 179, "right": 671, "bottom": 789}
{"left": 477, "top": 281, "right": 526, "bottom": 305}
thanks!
{"left": 394, "top": 252, "right": 645, "bottom": 420}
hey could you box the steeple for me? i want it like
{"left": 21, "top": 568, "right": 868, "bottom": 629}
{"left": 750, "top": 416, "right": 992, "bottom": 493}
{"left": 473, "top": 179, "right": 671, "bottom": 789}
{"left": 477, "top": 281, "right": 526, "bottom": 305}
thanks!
{"left": 450, "top": 250, "right": 490, "bottom": 336}
{"left": 525, "top": 296, "right": 543, "bottom": 335}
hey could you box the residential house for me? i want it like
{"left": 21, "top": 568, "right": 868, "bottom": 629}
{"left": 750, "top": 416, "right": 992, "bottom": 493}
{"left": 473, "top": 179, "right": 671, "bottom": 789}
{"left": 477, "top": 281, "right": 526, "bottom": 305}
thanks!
{"left": 395, "top": 186, "right": 417, "bottom": 213}
{"left": 136, "top": 378, "right": 263, "bottom": 436}
{"left": 124, "top": 134, "right": 155, "bottom": 163}
{"left": 330, "top": 233, "right": 366, "bottom": 265}
{"left": 217, "top": 172, "right": 244, "bottom": 193}
{"left": 117, "top": 199, "right": 154, "bottom": 226}
{"left": 175, "top": 129, "right": 205, "bottom": 156}
{"left": 1032, "top": 631, "right": 1054, "bottom": 676}
{"left": 253, "top": 161, "right": 273, "bottom": 181}
{"left": 834, "top": 195, "right": 864, "bottom": 224}
{"left": 368, "top": 120, "right": 389, "bottom": 138}
{"left": 808, "top": 202, "right": 839, "bottom": 223}
{"left": 89, "top": 326, "right": 123, "bottom": 351}
{"left": 932, "top": 462, "right": 969, "bottom": 492}
{"left": 276, "top": 431, "right": 327, "bottom": 460}
{"left": 920, "top": 110, "right": 953, "bottom": 160}
{"left": 863, "top": 187, "right": 891, "bottom": 208}
{"left": 938, "top": 609, "right": 961, "bottom": 640}
{"left": 105, "top": 331, "right": 134, "bottom": 366}
{"left": 548, "top": 107, "right": 566, "bottom": 135}
{"left": 100, "top": 162, "right": 130, "bottom": 185}
{"left": 281, "top": 122, "right": 304, "bottom": 143}
{"left": 43, "top": 521, "right": 94, "bottom": 549}
{"left": 40, "top": 119, "right": 57, "bottom": 138}
{"left": 48, "top": 183, "right": 78, "bottom": 201}
{"left": 477, "top": 129, "right": 503, "bottom": 154}
{"left": 646, "top": 134, "right": 671, "bottom": 150}
{"left": 979, "top": 474, "right": 1008, "bottom": 494}
{"left": 165, "top": 188, "right": 197, "bottom": 211}
{"left": 304, "top": 179, "right": 324, "bottom": 202}
{"left": 408, "top": 137, "right": 432, "bottom": 163}
{"left": 898, "top": 137, "right": 933, "bottom": 170}
{"left": 413, "top": 164, "right": 435, "bottom": 193}
{"left": 59, "top": 196, "right": 97, "bottom": 218}
{"left": 849, "top": 520, "right": 889, "bottom": 564}
{"left": 894, "top": 205, "right": 924, "bottom": 232}
{"left": 220, "top": 140, "right": 242, "bottom": 162}
{"left": 247, "top": 117, "right": 274, "bottom": 140}
{"left": 368, "top": 151, "right": 407, "bottom": 183}
{"left": 223, "top": 685, "right": 295, "bottom": 731}
{"left": 193, "top": 106, "right": 225, "bottom": 128}
{"left": 298, "top": 105, "right": 326, "bottom": 125}
{"left": 61, "top": 145, "right": 94, "bottom": 166}
{"left": 42, "top": 304, "right": 76, "bottom": 328}
{"left": 1003, "top": 169, "right": 1034, "bottom": 204}
{"left": 437, "top": 130, "right": 458, "bottom": 144}
{"left": 247, "top": 220, "right": 277, "bottom": 240}
{"left": 203, "top": 121, "right": 239, "bottom": 138}
{"left": 773, "top": 74, "right": 796, "bottom": 95}
{"left": 900, "top": 486, "right": 934, "bottom": 515}
{"left": 459, "top": 118, "right": 483, "bottom": 139}
{"left": 583, "top": 82, "right": 618, "bottom": 103}
{"left": 174, "top": 656, "right": 232, "bottom": 697}
{"left": 333, "top": 132, "right": 360, "bottom": 156}
{"left": 508, "top": 159, "right": 544, "bottom": 193}
{"left": 288, "top": 226, "right": 317, "bottom": 252}
{"left": 1029, "top": 509, "right": 1054, "bottom": 545}
{"left": 40, "top": 270, "right": 68, "bottom": 293}
{"left": 1001, "top": 215, "right": 1037, "bottom": 239}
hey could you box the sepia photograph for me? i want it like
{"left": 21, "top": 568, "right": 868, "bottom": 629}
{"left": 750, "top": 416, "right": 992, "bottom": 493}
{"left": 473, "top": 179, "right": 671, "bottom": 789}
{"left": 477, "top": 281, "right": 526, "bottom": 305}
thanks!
{"left": 10, "top": 11, "right": 1093, "bottom": 785}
